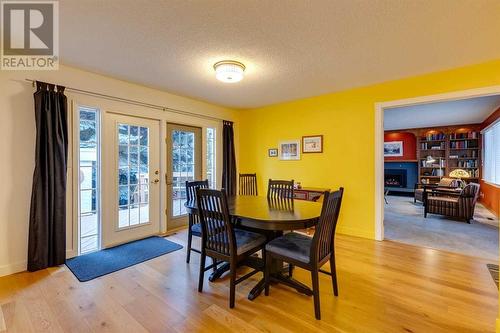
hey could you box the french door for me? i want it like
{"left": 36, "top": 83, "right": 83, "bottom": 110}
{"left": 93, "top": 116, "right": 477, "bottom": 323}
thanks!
{"left": 166, "top": 124, "right": 202, "bottom": 231}
{"left": 102, "top": 114, "right": 161, "bottom": 247}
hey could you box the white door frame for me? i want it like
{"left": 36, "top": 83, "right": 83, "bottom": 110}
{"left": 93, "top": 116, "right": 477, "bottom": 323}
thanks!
{"left": 374, "top": 85, "right": 500, "bottom": 241}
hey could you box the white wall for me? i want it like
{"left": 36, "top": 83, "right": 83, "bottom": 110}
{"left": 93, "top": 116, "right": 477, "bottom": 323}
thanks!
{"left": 0, "top": 65, "right": 238, "bottom": 277}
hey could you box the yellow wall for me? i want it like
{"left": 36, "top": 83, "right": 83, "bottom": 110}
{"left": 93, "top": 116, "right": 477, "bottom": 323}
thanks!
{"left": 239, "top": 59, "right": 500, "bottom": 239}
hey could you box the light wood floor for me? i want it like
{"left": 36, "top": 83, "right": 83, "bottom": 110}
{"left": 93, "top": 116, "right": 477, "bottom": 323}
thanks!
{"left": 0, "top": 230, "right": 497, "bottom": 333}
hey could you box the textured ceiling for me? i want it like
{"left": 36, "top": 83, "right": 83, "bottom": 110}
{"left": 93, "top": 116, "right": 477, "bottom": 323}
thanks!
{"left": 59, "top": 0, "right": 500, "bottom": 108}
{"left": 384, "top": 95, "right": 500, "bottom": 130}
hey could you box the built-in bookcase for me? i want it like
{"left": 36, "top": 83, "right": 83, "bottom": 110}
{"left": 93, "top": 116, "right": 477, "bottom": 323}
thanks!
{"left": 416, "top": 127, "right": 481, "bottom": 184}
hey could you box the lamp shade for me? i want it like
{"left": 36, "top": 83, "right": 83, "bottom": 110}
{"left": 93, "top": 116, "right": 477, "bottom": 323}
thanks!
{"left": 449, "top": 169, "right": 470, "bottom": 178}
{"left": 214, "top": 60, "right": 245, "bottom": 83}
{"left": 426, "top": 156, "right": 436, "bottom": 163}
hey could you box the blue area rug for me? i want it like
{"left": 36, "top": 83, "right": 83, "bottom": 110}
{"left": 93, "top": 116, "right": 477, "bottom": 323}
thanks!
{"left": 66, "top": 236, "right": 183, "bottom": 282}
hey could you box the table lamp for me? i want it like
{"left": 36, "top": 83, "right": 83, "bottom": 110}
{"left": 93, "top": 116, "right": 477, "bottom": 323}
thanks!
{"left": 449, "top": 169, "right": 470, "bottom": 185}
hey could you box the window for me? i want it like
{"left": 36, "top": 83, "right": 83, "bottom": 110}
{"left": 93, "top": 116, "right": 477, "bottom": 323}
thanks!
{"left": 78, "top": 107, "right": 100, "bottom": 253}
{"left": 483, "top": 120, "right": 500, "bottom": 185}
{"left": 118, "top": 124, "right": 151, "bottom": 227}
{"left": 206, "top": 128, "right": 216, "bottom": 189}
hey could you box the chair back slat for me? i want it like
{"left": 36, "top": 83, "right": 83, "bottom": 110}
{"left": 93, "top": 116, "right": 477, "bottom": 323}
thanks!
{"left": 186, "top": 180, "right": 209, "bottom": 202}
{"left": 267, "top": 179, "right": 294, "bottom": 199}
{"left": 196, "top": 188, "right": 235, "bottom": 257}
{"left": 186, "top": 180, "right": 209, "bottom": 226}
{"left": 312, "top": 188, "right": 344, "bottom": 263}
{"left": 239, "top": 173, "right": 258, "bottom": 196}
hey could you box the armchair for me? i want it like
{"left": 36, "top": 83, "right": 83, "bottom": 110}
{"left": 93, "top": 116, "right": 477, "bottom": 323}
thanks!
{"left": 424, "top": 183, "right": 480, "bottom": 223}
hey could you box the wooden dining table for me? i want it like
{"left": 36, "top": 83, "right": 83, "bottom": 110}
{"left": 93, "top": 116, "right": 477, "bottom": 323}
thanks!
{"left": 185, "top": 195, "right": 323, "bottom": 300}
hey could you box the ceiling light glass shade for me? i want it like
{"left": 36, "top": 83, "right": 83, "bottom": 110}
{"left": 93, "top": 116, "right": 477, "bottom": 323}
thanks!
{"left": 214, "top": 60, "right": 245, "bottom": 83}
{"left": 449, "top": 169, "right": 470, "bottom": 178}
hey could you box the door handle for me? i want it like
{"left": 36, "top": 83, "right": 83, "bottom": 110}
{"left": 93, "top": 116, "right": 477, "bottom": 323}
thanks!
{"left": 151, "top": 179, "right": 160, "bottom": 184}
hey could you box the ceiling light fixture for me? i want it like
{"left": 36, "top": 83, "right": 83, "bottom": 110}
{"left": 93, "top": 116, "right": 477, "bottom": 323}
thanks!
{"left": 214, "top": 60, "right": 245, "bottom": 83}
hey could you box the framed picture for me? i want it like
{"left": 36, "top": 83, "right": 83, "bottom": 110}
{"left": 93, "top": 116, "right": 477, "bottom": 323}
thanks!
{"left": 384, "top": 141, "right": 403, "bottom": 157}
{"left": 279, "top": 140, "right": 300, "bottom": 160}
{"left": 302, "top": 135, "right": 323, "bottom": 153}
{"left": 268, "top": 148, "right": 278, "bottom": 157}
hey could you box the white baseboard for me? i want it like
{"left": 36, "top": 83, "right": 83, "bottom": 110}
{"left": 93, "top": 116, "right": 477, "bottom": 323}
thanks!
{"left": 0, "top": 249, "right": 78, "bottom": 278}
{"left": 0, "top": 260, "right": 26, "bottom": 277}
{"left": 337, "top": 225, "right": 375, "bottom": 240}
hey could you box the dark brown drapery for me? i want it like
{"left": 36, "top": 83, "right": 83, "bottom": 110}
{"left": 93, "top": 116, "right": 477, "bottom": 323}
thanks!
{"left": 28, "top": 81, "right": 68, "bottom": 271}
{"left": 222, "top": 120, "right": 237, "bottom": 196}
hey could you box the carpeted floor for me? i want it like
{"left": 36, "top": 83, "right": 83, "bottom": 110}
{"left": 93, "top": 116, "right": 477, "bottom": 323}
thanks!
{"left": 384, "top": 195, "right": 499, "bottom": 260}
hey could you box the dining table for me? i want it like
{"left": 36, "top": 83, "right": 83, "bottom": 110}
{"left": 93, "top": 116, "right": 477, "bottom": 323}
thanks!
{"left": 185, "top": 195, "right": 323, "bottom": 300}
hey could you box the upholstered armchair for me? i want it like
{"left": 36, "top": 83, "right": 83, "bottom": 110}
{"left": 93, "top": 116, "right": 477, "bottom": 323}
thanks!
{"left": 424, "top": 183, "right": 480, "bottom": 223}
{"left": 414, "top": 177, "right": 463, "bottom": 203}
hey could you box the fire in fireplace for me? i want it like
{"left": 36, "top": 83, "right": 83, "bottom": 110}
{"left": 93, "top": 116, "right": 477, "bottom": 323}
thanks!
{"left": 384, "top": 169, "right": 407, "bottom": 188}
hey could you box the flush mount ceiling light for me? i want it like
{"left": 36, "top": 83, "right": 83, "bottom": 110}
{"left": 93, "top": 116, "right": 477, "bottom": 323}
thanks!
{"left": 214, "top": 60, "right": 245, "bottom": 83}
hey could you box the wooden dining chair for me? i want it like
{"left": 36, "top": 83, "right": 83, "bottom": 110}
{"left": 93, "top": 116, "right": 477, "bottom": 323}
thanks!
{"left": 185, "top": 180, "right": 209, "bottom": 263}
{"left": 196, "top": 188, "right": 267, "bottom": 308}
{"left": 239, "top": 173, "right": 258, "bottom": 196}
{"left": 264, "top": 188, "right": 344, "bottom": 320}
{"left": 267, "top": 179, "right": 294, "bottom": 199}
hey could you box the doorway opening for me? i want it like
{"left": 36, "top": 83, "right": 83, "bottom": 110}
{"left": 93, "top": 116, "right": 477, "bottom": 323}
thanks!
{"left": 376, "top": 89, "right": 500, "bottom": 260}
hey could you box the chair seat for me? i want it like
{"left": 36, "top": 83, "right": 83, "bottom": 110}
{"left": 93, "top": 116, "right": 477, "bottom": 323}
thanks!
{"left": 208, "top": 229, "right": 266, "bottom": 256}
{"left": 265, "top": 232, "right": 312, "bottom": 264}
{"left": 191, "top": 223, "right": 202, "bottom": 236}
{"left": 428, "top": 196, "right": 459, "bottom": 204}
{"left": 235, "top": 229, "right": 266, "bottom": 255}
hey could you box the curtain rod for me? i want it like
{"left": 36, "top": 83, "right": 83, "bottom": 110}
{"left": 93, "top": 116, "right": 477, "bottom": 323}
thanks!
{"left": 25, "top": 78, "right": 225, "bottom": 122}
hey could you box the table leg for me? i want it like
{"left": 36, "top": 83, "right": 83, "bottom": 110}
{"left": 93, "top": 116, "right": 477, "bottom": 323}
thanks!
{"left": 208, "top": 262, "right": 230, "bottom": 282}
{"left": 248, "top": 279, "right": 265, "bottom": 300}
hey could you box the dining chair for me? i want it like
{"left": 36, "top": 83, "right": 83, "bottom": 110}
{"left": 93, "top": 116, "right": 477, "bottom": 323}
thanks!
{"left": 264, "top": 188, "right": 344, "bottom": 320}
{"left": 185, "top": 180, "right": 209, "bottom": 263}
{"left": 196, "top": 188, "right": 267, "bottom": 308}
{"left": 267, "top": 179, "right": 294, "bottom": 199}
{"left": 239, "top": 173, "right": 258, "bottom": 196}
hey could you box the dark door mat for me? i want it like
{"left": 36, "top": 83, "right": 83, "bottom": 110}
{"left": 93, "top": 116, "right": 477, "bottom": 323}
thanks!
{"left": 66, "top": 236, "right": 182, "bottom": 282}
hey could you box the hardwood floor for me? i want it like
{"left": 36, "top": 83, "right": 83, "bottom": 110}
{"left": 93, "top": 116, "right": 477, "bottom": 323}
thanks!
{"left": 0, "top": 230, "right": 497, "bottom": 332}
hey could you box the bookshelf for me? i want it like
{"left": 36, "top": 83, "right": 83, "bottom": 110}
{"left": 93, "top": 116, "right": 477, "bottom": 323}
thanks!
{"left": 417, "top": 129, "right": 481, "bottom": 184}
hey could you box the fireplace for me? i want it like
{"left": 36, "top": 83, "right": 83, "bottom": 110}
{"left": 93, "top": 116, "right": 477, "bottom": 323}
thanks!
{"left": 384, "top": 169, "right": 407, "bottom": 188}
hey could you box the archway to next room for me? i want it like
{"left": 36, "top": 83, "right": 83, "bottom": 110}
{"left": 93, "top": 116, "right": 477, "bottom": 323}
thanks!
{"left": 375, "top": 87, "right": 500, "bottom": 261}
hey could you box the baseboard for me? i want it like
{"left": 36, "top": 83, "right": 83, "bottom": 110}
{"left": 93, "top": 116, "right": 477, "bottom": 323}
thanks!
{"left": 337, "top": 225, "right": 375, "bottom": 240}
{"left": 0, "top": 249, "right": 78, "bottom": 278}
{"left": 0, "top": 260, "right": 26, "bottom": 278}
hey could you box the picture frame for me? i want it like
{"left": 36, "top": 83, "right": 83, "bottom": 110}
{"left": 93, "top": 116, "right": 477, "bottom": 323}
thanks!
{"left": 384, "top": 141, "right": 403, "bottom": 157}
{"left": 279, "top": 140, "right": 300, "bottom": 160}
{"left": 302, "top": 135, "right": 323, "bottom": 153}
{"left": 268, "top": 148, "right": 278, "bottom": 157}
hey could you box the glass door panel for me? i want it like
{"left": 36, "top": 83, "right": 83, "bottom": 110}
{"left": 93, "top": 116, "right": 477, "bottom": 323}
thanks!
{"left": 102, "top": 113, "right": 160, "bottom": 248}
{"left": 166, "top": 124, "right": 202, "bottom": 231}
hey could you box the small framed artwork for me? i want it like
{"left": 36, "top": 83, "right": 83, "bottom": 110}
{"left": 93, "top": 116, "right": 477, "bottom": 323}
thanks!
{"left": 384, "top": 141, "right": 403, "bottom": 157}
{"left": 268, "top": 148, "right": 278, "bottom": 157}
{"left": 302, "top": 135, "right": 323, "bottom": 153}
{"left": 279, "top": 140, "right": 300, "bottom": 160}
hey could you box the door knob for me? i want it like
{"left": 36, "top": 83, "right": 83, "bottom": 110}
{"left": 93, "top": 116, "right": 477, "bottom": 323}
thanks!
{"left": 151, "top": 179, "right": 160, "bottom": 184}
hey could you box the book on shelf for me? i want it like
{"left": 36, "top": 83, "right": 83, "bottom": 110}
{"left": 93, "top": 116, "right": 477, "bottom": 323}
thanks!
{"left": 456, "top": 159, "right": 478, "bottom": 168}
{"left": 450, "top": 140, "right": 478, "bottom": 149}
{"left": 423, "top": 133, "right": 445, "bottom": 141}
{"left": 449, "top": 131, "right": 478, "bottom": 140}
{"left": 420, "top": 142, "right": 445, "bottom": 150}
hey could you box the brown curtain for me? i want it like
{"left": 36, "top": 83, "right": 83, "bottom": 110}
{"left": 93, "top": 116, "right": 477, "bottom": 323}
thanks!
{"left": 222, "top": 120, "right": 237, "bottom": 196}
{"left": 28, "top": 81, "right": 68, "bottom": 271}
